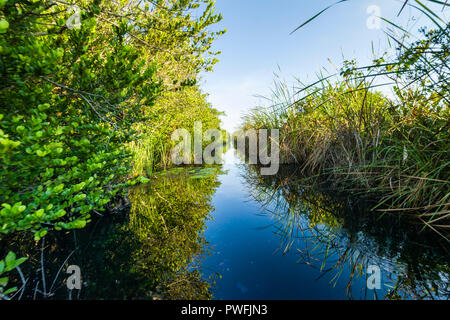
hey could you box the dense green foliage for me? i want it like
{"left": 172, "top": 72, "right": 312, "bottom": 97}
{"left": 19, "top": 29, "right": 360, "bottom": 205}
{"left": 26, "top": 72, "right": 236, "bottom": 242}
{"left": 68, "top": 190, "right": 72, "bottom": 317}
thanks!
{"left": 0, "top": 0, "right": 224, "bottom": 298}
{"left": 126, "top": 0, "right": 225, "bottom": 176}
{"left": 130, "top": 86, "right": 223, "bottom": 176}
{"left": 0, "top": 0, "right": 162, "bottom": 241}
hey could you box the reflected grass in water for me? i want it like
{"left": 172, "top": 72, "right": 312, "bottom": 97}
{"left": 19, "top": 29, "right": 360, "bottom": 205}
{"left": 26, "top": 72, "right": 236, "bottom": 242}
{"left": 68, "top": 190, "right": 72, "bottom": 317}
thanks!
{"left": 242, "top": 164, "right": 450, "bottom": 300}
{"left": 0, "top": 166, "right": 223, "bottom": 300}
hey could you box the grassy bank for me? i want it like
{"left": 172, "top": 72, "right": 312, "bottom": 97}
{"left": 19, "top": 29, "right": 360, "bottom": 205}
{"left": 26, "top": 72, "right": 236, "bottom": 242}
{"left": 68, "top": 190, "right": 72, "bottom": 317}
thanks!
{"left": 242, "top": 5, "right": 449, "bottom": 237}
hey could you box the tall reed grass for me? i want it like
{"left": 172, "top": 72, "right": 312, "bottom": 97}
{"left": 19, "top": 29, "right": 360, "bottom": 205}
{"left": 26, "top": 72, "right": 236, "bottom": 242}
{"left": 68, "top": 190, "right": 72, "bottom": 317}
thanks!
{"left": 242, "top": 1, "right": 449, "bottom": 237}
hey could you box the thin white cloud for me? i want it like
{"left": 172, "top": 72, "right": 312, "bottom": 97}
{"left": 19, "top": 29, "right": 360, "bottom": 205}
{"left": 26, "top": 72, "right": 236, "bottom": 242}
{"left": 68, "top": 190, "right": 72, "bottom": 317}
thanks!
{"left": 204, "top": 75, "right": 271, "bottom": 132}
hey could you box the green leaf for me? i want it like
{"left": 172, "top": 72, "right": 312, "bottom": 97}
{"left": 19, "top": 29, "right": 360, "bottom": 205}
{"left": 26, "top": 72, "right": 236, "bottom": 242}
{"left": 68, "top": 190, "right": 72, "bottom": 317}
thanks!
{"left": 5, "top": 252, "right": 15, "bottom": 267}
{"left": 0, "top": 277, "right": 8, "bottom": 287}
{"left": 3, "top": 287, "right": 18, "bottom": 295}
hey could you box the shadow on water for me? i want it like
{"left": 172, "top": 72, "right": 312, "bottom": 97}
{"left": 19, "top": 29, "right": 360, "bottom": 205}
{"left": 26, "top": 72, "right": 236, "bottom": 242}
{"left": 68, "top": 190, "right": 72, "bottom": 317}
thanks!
{"left": 241, "top": 163, "right": 450, "bottom": 300}
{"left": 0, "top": 167, "right": 223, "bottom": 300}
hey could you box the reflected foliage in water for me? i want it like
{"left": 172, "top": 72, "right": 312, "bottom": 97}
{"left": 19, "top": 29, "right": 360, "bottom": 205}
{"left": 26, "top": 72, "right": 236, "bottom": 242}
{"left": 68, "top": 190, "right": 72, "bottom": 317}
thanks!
{"left": 0, "top": 167, "right": 222, "bottom": 300}
{"left": 242, "top": 164, "right": 450, "bottom": 300}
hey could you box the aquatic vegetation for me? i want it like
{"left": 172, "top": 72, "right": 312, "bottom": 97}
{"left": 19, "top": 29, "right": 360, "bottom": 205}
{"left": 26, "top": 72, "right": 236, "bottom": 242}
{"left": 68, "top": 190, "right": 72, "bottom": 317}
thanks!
{"left": 241, "top": 3, "right": 449, "bottom": 236}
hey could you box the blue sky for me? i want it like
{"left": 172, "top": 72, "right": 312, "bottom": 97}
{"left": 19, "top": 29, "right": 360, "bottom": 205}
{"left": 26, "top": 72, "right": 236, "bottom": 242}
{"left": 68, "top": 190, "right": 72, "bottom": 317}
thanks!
{"left": 200, "top": 0, "right": 445, "bottom": 132}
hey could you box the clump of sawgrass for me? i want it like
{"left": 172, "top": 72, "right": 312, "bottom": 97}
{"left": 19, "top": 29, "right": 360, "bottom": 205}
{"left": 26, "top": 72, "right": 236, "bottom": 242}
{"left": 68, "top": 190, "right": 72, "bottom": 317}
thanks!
{"left": 242, "top": 2, "right": 449, "bottom": 237}
{"left": 243, "top": 77, "right": 449, "bottom": 237}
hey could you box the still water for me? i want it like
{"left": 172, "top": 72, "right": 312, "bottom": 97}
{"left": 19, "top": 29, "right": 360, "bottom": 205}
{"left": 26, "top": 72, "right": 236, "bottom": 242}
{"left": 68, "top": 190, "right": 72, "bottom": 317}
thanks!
{"left": 2, "top": 150, "right": 448, "bottom": 299}
{"left": 203, "top": 152, "right": 365, "bottom": 299}
{"left": 202, "top": 151, "right": 368, "bottom": 299}
{"left": 202, "top": 151, "right": 448, "bottom": 300}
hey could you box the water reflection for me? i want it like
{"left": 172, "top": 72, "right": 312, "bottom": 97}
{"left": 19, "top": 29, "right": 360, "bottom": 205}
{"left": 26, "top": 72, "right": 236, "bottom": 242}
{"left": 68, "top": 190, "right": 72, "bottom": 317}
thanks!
{"left": 241, "top": 164, "right": 450, "bottom": 299}
{"left": 0, "top": 167, "right": 222, "bottom": 300}
{"left": 1, "top": 154, "right": 448, "bottom": 300}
